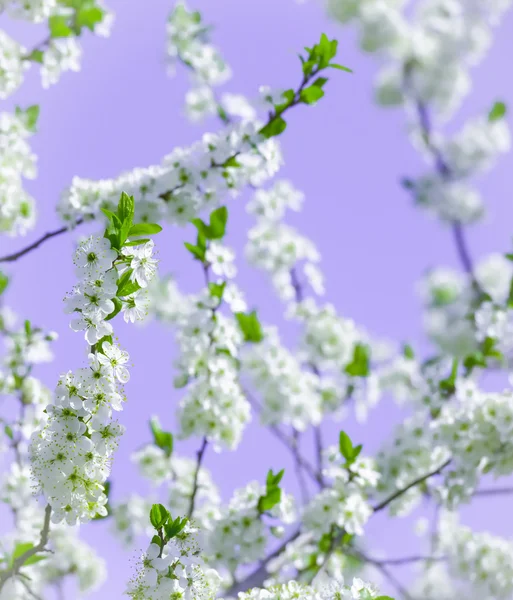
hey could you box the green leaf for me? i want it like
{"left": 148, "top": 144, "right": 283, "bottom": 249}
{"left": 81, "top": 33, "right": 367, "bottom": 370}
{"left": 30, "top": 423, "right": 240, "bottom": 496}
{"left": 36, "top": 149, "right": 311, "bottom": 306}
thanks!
{"left": 489, "top": 101, "right": 507, "bottom": 122}
{"left": 300, "top": 85, "right": 325, "bottom": 105}
{"left": 339, "top": 431, "right": 354, "bottom": 461}
{"left": 164, "top": 516, "right": 188, "bottom": 540}
{"left": 116, "top": 269, "right": 133, "bottom": 295}
{"left": 151, "top": 534, "right": 163, "bottom": 549}
{"left": 258, "top": 487, "right": 282, "bottom": 513}
{"left": 4, "top": 425, "right": 13, "bottom": 440}
{"left": 0, "top": 271, "right": 9, "bottom": 296}
{"left": 104, "top": 297, "right": 122, "bottom": 321}
{"left": 266, "top": 468, "right": 285, "bottom": 487}
{"left": 124, "top": 238, "right": 150, "bottom": 247}
{"left": 75, "top": 6, "right": 105, "bottom": 32}
{"left": 101, "top": 207, "right": 122, "bottom": 227}
{"left": 23, "top": 553, "right": 47, "bottom": 566}
{"left": 235, "top": 311, "right": 264, "bottom": 343}
{"left": 209, "top": 282, "right": 226, "bottom": 300}
{"left": 150, "top": 417, "right": 174, "bottom": 457}
{"left": 259, "top": 116, "right": 287, "bottom": 140}
{"left": 49, "top": 15, "right": 73, "bottom": 38}
{"left": 150, "top": 504, "right": 170, "bottom": 530}
{"left": 345, "top": 343, "right": 370, "bottom": 377}
{"left": 329, "top": 63, "right": 353, "bottom": 72}
{"left": 223, "top": 156, "right": 241, "bottom": 168}
{"left": 184, "top": 242, "right": 206, "bottom": 262}
{"left": 403, "top": 344, "right": 415, "bottom": 360}
{"left": 375, "top": 597, "right": 395, "bottom": 600}
{"left": 15, "top": 105, "right": 40, "bottom": 133}
{"left": 208, "top": 206, "right": 228, "bottom": 239}
{"left": 25, "top": 49, "right": 44, "bottom": 63}
{"left": 128, "top": 223, "right": 162, "bottom": 237}
{"left": 118, "top": 192, "right": 135, "bottom": 223}
{"left": 24, "top": 320, "right": 31, "bottom": 337}
{"left": 10, "top": 542, "right": 33, "bottom": 567}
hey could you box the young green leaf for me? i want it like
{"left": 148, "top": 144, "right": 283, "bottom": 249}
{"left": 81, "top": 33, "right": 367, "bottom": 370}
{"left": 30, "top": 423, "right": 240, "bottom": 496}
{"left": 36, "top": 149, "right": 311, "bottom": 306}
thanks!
{"left": 489, "top": 101, "right": 507, "bottom": 122}
{"left": 208, "top": 206, "right": 228, "bottom": 239}
{"left": 235, "top": 311, "right": 264, "bottom": 343}
{"left": 339, "top": 430, "right": 354, "bottom": 461}
{"left": 128, "top": 223, "right": 163, "bottom": 236}
{"left": 49, "top": 15, "right": 73, "bottom": 38}
{"left": 75, "top": 6, "right": 105, "bottom": 32}
{"left": 184, "top": 242, "right": 206, "bottom": 262}
{"left": 0, "top": 271, "right": 9, "bottom": 296}
{"left": 258, "top": 487, "right": 282, "bottom": 513}
{"left": 345, "top": 343, "right": 370, "bottom": 377}
{"left": 259, "top": 116, "right": 287, "bottom": 140}
{"left": 150, "top": 504, "right": 170, "bottom": 530}
{"left": 104, "top": 297, "right": 123, "bottom": 321}
{"left": 150, "top": 417, "right": 174, "bottom": 457}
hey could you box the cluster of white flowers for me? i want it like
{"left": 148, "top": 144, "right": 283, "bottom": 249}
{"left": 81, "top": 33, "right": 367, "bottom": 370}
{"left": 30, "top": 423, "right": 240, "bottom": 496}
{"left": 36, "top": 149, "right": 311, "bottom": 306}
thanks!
{"left": 167, "top": 2, "right": 231, "bottom": 86}
{"left": 41, "top": 38, "right": 82, "bottom": 89}
{"left": 127, "top": 524, "right": 221, "bottom": 600}
{"left": 303, "top": 447, "right": 378, "bottom": 537}
{"left": 174, "top": 282, "right": 250, "bottom": 450}
{"left": 0, "top": 300, "right": 107, "bottom": 598}
{"left": 0, "top": 111, "right": 37, "bottom": 236}
{"left": 0, "top": 1, "right": 113, "bottom": 97}
{"left": 242, "top": 326, "right": 325, "bottom": 430}
{"left": 0, "top": 31, "right": 29, "bottom": 99}
{"left": 205, "top": 480, "right": 296, "bottom": 574}
{"left": 418, "top": 255, "right": 513, "bottom": 356}
{"left": 238, "top": 577, "right": 382, "bottom": 600}
{"left": 30, "top": 232, "right": 158, "bottom": 524}
{"left": 320, "top": 0, "right": 512, "bottom": 225}
{"left": 0, "top": 0, "right": 57, "bottom": 22}
{"left": 435, "top": 380, "right": 513, "bottom": 505}
{"left": 439, "top": 512, "right": 513, "bottom": 599}
{"left": 376, "top": 413, "right": 450, "bottom": 515}
{"left": 57, "top": 122, "right": 283, "bottom": 227}
{"left": 246, "top": 181, "right": 325, "bottom": 301}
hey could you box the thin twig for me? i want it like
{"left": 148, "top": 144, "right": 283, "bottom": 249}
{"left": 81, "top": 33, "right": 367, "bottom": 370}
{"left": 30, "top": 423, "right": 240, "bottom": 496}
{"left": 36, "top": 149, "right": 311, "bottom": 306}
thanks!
{"left": 225, "top": 529, "right": 301, "bottom": 596}
{"left": 188, "top": 437, "right": 208, "bottom": 518}
{"left": 474, "top": 487, "right": 513, "bottom": 497}
{"left": 0, "top": 220, "right": 83, "bottom": 263}
{"left": 292, "top": 429, "right": 310, "bottom": 505}
{"left": 0, "top": 504, "right": 52, "bottom": 591}
{"left": 372, "top": 459, "right": 451, "bottom": 513}
{"left": 358, "top": 551, "right": 414, "bottom": 600}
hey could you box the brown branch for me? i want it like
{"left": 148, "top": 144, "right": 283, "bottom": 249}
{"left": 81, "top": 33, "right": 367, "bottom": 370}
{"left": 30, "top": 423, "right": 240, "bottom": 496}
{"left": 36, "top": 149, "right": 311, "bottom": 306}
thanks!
{"left": 372, "top": 459, "right": 451, "bottom": 513}
{"left": 0, "top": 220, "right": 83, "bottom": 263}
{"left": 0, "top": 504, "right": 52, "bottom": 591}
{"left": 187, "top": 437, "right": 208, "bottom": 518}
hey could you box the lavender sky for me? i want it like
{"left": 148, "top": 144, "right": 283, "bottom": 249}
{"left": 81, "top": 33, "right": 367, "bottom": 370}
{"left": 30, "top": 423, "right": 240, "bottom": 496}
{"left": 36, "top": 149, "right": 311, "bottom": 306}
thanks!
{"left": 2, "top": 1, "right": 513, "bottom": 597}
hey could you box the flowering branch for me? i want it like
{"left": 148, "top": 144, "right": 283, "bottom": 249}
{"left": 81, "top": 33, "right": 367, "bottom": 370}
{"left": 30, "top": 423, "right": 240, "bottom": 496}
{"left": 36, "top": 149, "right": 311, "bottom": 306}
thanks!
{"left": 0, "top": 504, "right": 52, "bottom": 591}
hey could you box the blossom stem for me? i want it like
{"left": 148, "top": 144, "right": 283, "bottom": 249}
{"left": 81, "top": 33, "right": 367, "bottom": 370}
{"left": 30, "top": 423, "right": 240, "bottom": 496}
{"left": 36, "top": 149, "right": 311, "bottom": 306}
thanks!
{"left": 188, "top": 437, "right": 208, "bottom": 518}
{"left": 0, "top": 220, "right": 84, "bottom": 263}
{"left": 0, "top": 504, "right": 52, "bottom": 591}
{"left": 372, "top": 458, "right": 451, "bottom": 512}
{"left": 292, "top": 429, "right": 311, "bottom": 505}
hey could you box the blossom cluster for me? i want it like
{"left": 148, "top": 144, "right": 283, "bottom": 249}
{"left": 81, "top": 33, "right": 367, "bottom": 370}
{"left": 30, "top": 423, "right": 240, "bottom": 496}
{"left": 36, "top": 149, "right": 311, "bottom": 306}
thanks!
{"left": 0, "top": 294, "right": 106, "bottom": 597}
{"left": 238, "top": 577, "right": 382, "bottom": 600}
{"left": 246, "top": 181, "right": 325, "bottom": 301}
{"left": 321, "top": 0, "right": 512, "bottom": 225}
{"left": 0, "top": 0, "right": 113, "bottom": 97}
{"left": 303, "top": 445, "right": 378, "bottom": 537}
{"left": 30, "top": 197, "right": 160, "bottom": 525}
{"left": 439, "top": 512, "right": 513, "bottom": 599}
{"left": 205, "top": 479, "right": 296, "bottom": 575}
{"left": 127, "top": 520, "right": 221, "bottom": 600}
{"left": 0, "top": 110, "right": 38, "bottom": 236}
{"left": 174, "top": 255, "right": 250, "bottom": 450}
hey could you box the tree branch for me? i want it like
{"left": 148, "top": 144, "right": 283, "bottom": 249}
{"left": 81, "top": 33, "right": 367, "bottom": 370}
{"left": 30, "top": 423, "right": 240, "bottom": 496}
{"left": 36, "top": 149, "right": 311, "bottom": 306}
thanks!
{"left": 0, "top": 220, "right": 83, "bottom": 263}
{"left": 372, "top": 459, "right": 451, "bottom": 513}
{"left": 187, "top": 437, "right": 208, "bottom": 518}
{"left": 0, "top": 504, "right": 52, "bottom": 591}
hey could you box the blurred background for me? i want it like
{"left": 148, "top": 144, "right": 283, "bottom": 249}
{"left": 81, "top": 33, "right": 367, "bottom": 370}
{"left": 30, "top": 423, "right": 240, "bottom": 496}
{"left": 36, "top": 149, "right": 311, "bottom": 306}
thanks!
{"left": 2, "top": 0, "right": 513, "bottom": 597}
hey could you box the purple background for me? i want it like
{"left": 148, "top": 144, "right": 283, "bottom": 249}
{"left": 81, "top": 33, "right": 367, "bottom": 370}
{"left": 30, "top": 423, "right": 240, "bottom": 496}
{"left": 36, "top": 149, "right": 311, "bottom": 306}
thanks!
{"left": 2, "top": 1, "right": 513, "bottom": 597}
